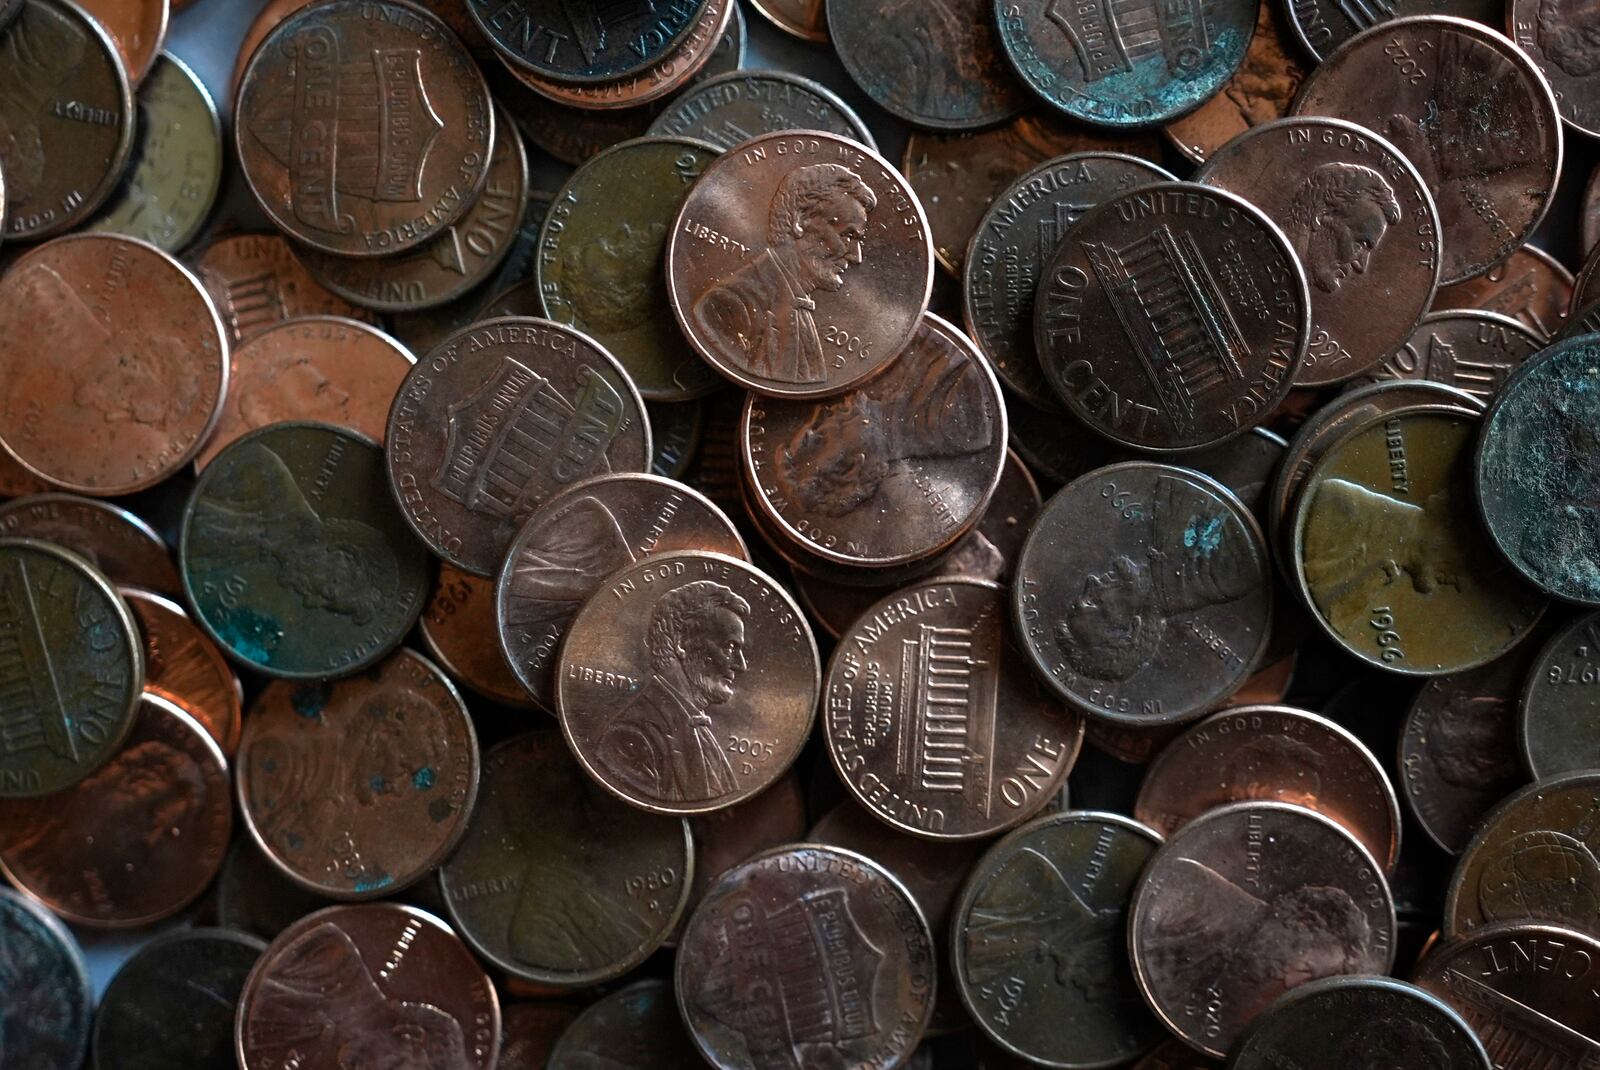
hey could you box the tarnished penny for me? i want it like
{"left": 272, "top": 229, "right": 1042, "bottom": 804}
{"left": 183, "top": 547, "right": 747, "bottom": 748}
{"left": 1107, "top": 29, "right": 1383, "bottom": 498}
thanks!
{"left": 1014, "top": 462, "right": 1273, "bottom": 725}
{"left": 667, "top": 130, "right": 932, "bottom": 398}
{"left": 439, "top": 731, "right": 692, "bottom": 985}
{"left": 824, "top": 577, "right": 1085, "bottom": 840}
{"left": 676, "top": 843, "right": 935, "bottom": 1070}
{"left": 0, "top": 234, "right": 227, "bottom": 495}
{"left": 1360, "top": 309, "right": 1544, "bottom": 402}
{"left": 547, "top": 981, "right": 702, "bottom": 1069}
{"left": 1433, "top": 245, "right": 1573, "bottom": 339}
{"left": 1285, "top": 0, "right": 1502, "bottom": 58}
{"left": 649, "top": 398, "right": 704, "bottom": 480}
{"left": 235, "top": 0, "right": 494, "bottom": 258}
{"left": 1293, "top": 16, "right": 1562, "bottom": 285}
{"left": 1135, "top": 704, "right": 1402, "bottom": 872}
{"left": 1036, "top": 182, "right": 1310, "bottom": 451}
{"left": 648, "top": 70, "right": 876, "bottom": 151}
{"left": 1129, "top": 801, "right": 1397, "bottom": 1058}
{"left": 121, "top": 588, "right": 240, "bottom": 756}
{"left": 1165, "top": 0, "right": 1308, "bottom": 164}
{"left": 0, "top": 493, "right": 179, "bottom": 594}
{"left": 1520, "top": 611, "right": 1600, "bottom": 781}
{"left": 0, "top": 693, "right": 229, "bottom": 927}
{"left": 77, "top": 0, "right": 166, "bottom": 87}
{"left": 0, "top": 886, "right": 92, "bottom": 1070}
{"left": 1511, "top": 0, "right": 1600, "bottom": 137}
{"left": 191, "top": 232, "right": 380, "bottom": 347}
{"left": 215, "top": 838, "right": 334, "bottom": 941}
{"left": 468, "top": 0, "right": 709, "bottom": 83}
{"left": 0, "top": 452, "right": 49, "bottom": 498}
{"left": 421, "top": 564, "right": 536, "bottom": 709}
{"left": 496, "top": 472, "right": 746, "bottom": 713}
{"left": 181, "top": 421, "right": 432, "bottom": 678}
{"left": 236, "top": 902, "right": 501, "bottom": 1070}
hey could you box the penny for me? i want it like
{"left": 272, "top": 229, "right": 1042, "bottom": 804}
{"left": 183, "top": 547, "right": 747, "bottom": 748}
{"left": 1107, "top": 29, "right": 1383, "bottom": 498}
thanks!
{"left": 85, "top": 52, "right": 221, "bottom": 253}
{"left": 0, "top": 493, "right": 180, "bottom": 594}
{"left": 181, "top": 421, "right": 432, "bottom": 678}
{"left": 0, "top": 0, "right": 135, "bottom": 239}
{"left": 1293, "top": 16, "right": 1562, "bottom": 286}
{"left": 964, "top": 152, "right": 1174, "bottom": 410}
{"left": 1520, "top": 611, "right": 1600, "bottom": 781}
{"left": 649, "top": 398, "right": 704, "bottom": 479}
{"left": 1130, "top": 801, "right": 1397, "bottom": 1057}
{"left": 422, "top": 564, "right": 536, "bottom": 709}
{"left": 747, "top": 0, "right": 825, "bottom": 42}
{"left": 191, "top": 232, "right": 380, "bottom": 347}
{"left": 235, "top": 0, "right": 494, "bottom": 258}
{"left": 0, "top": 886, "right": 92, "bottom": 1070}
{"left": 121, "top": 588, "right": 241, "bottom": 756}
{"left": 228, "top": 0, "right": 314, "bottom": 102}
{"left": 489, "top": 58, "right": 650, "bottom": 166}
{"left": 1176, "top": 426, "right": 1287, "bottom": 526}
{"left": 1359, "top": 309, "right": 1544, "bottom": 403}
{"left": 0, "top": 453, "right": 49, "bottom": 498}
{"left": 1165, "top": 0, "right": 1308, "bottom": 164}
{"left": 648, "top": 70, "right": 876, "bottom": 151}
{"left": 1285, "top": 0, "right": 1502, "bottom": 58}
{"left": 215, "top": 838, "right": 334, "bottom": 940}
{"left": 1432, "top": 245, "right": 1573, "bottom": 339}
{"left": 1135, "top": 705, "right": 1402, "bottom": 872}
{"left": 682, "top": 769, "right": 808, "bottom": 934}
{"left": 497, "top": 1004, "right": 580, "bottom": 1070}
{"left": 236, "top": 902, "right": 501, "bottom": 1070}
{"left": 0, "top": 235, "right": 227, "bottom": 494}
{"left": 995, "top": 0, "right": 1256, "bottom": 127}
{"left": 1511, "top": 0, "right": 1600, "bottom": 137}
{"left": 1477, "top": 335, "right": 1600, "bottom": 605}
{"left": 547, "top": 980, "right": 702, "bottom": 1069}
{"left": 469, "top": 0, "right": 708, "bottom": 82}
{"left": 439, "top": 731, "right": 692, "bottom": 985}
{"left": 77, "top": 0, "right": 166, "bottom": 87}
{"left": 92, "top": 928, "right": 266, "bottom": 1070}
{"left": 676, "top": 843, "right": 935, "bottom": 1070}
{"left": 824, "top": 577, "right": 1085, "bottom": 839}
{"left": 1006, "top": 390, "right": 1120, "bottom": 487}
{"left": 1014, "top": 462, "right": 1273, "bottom": 725}
{"left": 1086, "top": 717, "right": 1189, "bottom": 766}
{"left": 538, "top": 136, "right": 722, "bottom": 402}
{"left": 0, "top": 693, "right": 229, "bottom": 927}
{"left": 0, "top": 0, "right": 19, "bottom": 28}
{"left": 1036, "top": 182, "right": 1310, "bottom": 451}
{"left": 497, "top": 472, "right": 746, "bottom": 713}
{"left": 667, "top": 129, "right": 932, "bottom": 398}
{"left": 386, "top": 316, "right": 652, "bottom": 576}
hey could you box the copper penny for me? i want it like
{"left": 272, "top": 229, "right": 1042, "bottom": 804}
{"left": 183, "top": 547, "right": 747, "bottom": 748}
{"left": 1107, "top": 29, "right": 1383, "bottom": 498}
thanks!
{"left": 1085, "top": 717, "right": 1189, "bottom": 766}
{"left": 675, "top": 843, "right": 935, "bottom": 1070}
{"left": 1359, "top": 309, "right": 1544, "bottom": 403}
{"left": 121, "top": 587, "right": 241, "bottom": 756}
{"left": 0, "top": 234, "right": 227, "bottom": 495}
{"left": 496, "top": 472, "right": 747, "bottom": 713}
{"left": 1014, "top": 461, "right": 1274, "bottom": 726}
{"left": 439, "top": 731, "right": 693, "bottom": 985}
{"left": 1432, "top": 245, "right": 1573, "bottom": 339}
{"left": 1036, "top": 182, "right": 1310, "bottom": 451}
{"left": 468, "top": 0, "right": 710, "bottom": 83}
{"left": 546, "top": 980, "right": 702, "bottom": 1069}
{"left": 1005, "top": 389, "right": 1120, "bottom": 487}
{"left": 647, "top": 70, "right": 877, "bottom": 151}
{"left": 0, "top": 492, "right": 179, "bottom": 594}
{"left": 1520, "top": 611, "right": 1600, "bottom": 781}
{"left": 747, "top": 0, "right": 825, "bottom": 42}
{"left": 486, "top": 61, "right": 648, "bottom": 166}
{"left": 77, "top": 0, "right": 166, "bottom": 87}
{"left": 236, "top": 902, "right": 501, "bottom": 1070}
{"left": 1293, "top": 16, "right": 1562, "bottom": 286}
{"left": 0, "top": 452, "right": 50, "bottom": 498}
{"left": 497, "top": 1003, "right": 580, "bottom": 1070}
{"left": 1135, "top": 704, "right": 1402, "bottom": 872}
{"left": 1285, "top": 0, "right": 1502, "bottom": 58}
{"left": 228, "top": 0, "right": 314, "bottom": 104}
{"left": 0, "top": 885, "right": 93, "bottom": 1070}
{"left": 680, "top": 769, "right": 808, "bottom": 936}
{"left": 667, "top": 129, "right": 933, "bottom": 398}
{"left": 1511, "top": 0, "right": 1600, "bottom": 137}
{"left": 191, "top": 232, "right": 380, "bottom": 347}
{"left": 0, "top": 692, "right": 229, "bottom": 927}
{"left": 421, "top": 563, "right": 536, "bottom": 709}
{"left": 1165, "top": 0, "right": 1308, "bottom": 164}
{"left": 235, "top": 0, "right": 494, "bottom": 258}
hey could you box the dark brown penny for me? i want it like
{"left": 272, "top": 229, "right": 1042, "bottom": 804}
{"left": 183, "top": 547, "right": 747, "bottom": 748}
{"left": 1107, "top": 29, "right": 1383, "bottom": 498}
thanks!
{"left": 0, "top": 885, "right": 93, "bottom": 1070}
{"left": 1014, "top": 461, "right": 1274, "bottom": 726}
{"left": 1135, "top": 704, "right": 1402, "bottom": 872}
{"left": 647, "top": 70, "right": 877, "bottom": 151}
{"left": 1359, "top": 309, "right": 1544, "bottom": 403}
{"left": 824, "top": 577, "right": 1085, "bottom": 839}
{"left": 747, "top": 0, "right": 826, "bottom": 42}
{"left": 385, "top": 316, "right": 651, "bottom": 576}
{"left": 1036, "top": 182, "right": 1310, "bottom": 451}
{"left": 215, "top": 838, "right": 334, "bottom": 940}
{"left": 121, "top": 587, "right": 241, "bottom": 756}
{"left": 1129, "top": 801, "right": 1397, "bottom": 1058}
{"left": 1511, "top": 0, "right": 1600, "bottom": 137}
{"left": 1520, "top": 611, "right": 1600, "bottom": 782}
{"left": 680, "top": 769, "right": 808, "bottom": 936}
{"left": 547, "top": 980, "right": 702, "bottom": 1069}
{"left": 676, "top": 843, "right": 935, "bottom": 1070}
{"left": 496, "top": 472, "right": 746, "bottom": 713}
{"left": 467, "top": 0, "right": 709, "bottom": 83}
{"left": 1432, "top": 245, "right": 1573, "bottom": 340}
{"left": 237, "top": 902, "right": 501, "bottom": 1070}
{"left": 649, "top": 398, "right": 704, "bottom": 479}
{"left": 668, "top": 130, "right": 932, "bottom": 398}
{"left": 0, "top": 693, "right": 229, "bottom": 927}
{"left": 439, "top": 731, "right": 692, "bottom": 985}
{"left": 77, "top": 0, "right": 166, "bottom": 87}
{"left": 421, "top": 564, "right": 537, "bottom": 709}
{"left": 1165, "top": 0, "right": 1308, "bottom": 164}
{"left": 0, "top": 234, "right": 227, "bottom": 495}
{"left": 192, "top": 232, "right": 380, "bottom": 347}
{"left": 1005, "top": 389, "right": 1121, "bottom": 487}
{"left": 1176, "top": 425, "right": 1287, "bottom": 527}
{"left": 235, "top": 0, "right": 494, "bottom": 257}
{"left": 1293, "top": 16, "right": 1562, "bottom": 286}
{"left": 496, "top": 1003, "right": 579, "bottom": 1070}
{"left": 0, "top": 493, "right": 180, "bottom": 594}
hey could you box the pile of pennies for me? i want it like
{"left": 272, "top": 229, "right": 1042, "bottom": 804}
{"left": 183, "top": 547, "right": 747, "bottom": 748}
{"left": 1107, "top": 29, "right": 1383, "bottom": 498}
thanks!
{"left": 3, "top": 0, "right": 1600, "bottom": 1065}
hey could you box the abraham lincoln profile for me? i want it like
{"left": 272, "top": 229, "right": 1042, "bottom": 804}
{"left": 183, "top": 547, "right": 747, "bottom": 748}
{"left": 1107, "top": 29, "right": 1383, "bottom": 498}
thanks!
{"left": 691, "top": 163, "right": 876, "bottom": 385}
{"left": 1286, "top": 163, "right": 1402, "bottom": 294}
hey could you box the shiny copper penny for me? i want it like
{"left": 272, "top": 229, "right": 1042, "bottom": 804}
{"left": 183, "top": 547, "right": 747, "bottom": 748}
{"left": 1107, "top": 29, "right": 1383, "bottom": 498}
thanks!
{"left": 547, "top": 980, "right": 702, "bottom": 1069}
{"left": 121, "top": 587, "right": 241, "bottom": 756}
{"left": 1036, "top": 182, "right": 1310, "bottom": 451}
{"left": 747, "top": 0, "right": 825, "bottom": 42}
{"left": 1135, "top": 704, "right": 1402, "bottom": 872}
{"left": 667, "top": 130, "right": 932, "bottom": 398}
{"left": 235, "top": 0, "right": 494, "bottom": 258}
{"left": 0, "top": 693, "right": 229, "bottom": 927}
{"left": 0, "top": 885, "right": 93, "bottom": 1070}
{"left": 1359, "top": 309, "right": 1543, "bottom": 403}
{"left": 1130, "top": 801, "right": 1396, "bottom": 1058}
{"left": 0, "top": 234, "right": 227, "bottom": 495}
{"left": 1014, "top": 462, "right": 1273, "bottom": 726}
{"left": 386, "top": 316, "right": 651, "bottom": 576}
{"left": 556, "top": 550, "right": 817, "bottom": 814}
{"left": 468, "top": 0, "right": 709, "bottom": 83}
{"left": 1165, "top": 0, "right": 1308, "bottom": 164}
{"left": 421, "top": 564, "right": 536, "bottom": 709}
{"left": 496, "top": 472, "right": 746, "bottom": 713}
{"left": 647, "top": 70, "right": 877, "bottom": 151}
{"left": 1293, "top": 16, "right": 1562, "bottom": 285}
{"left": 77, "top": 0, "right": 166, "bottom": 87}
{"left": 439, "top": 731, "right": 692, "bottom": 985}
{"left": 1521, "top": 612, "right": 1600, "bottom": 781}
{"left": 191, "top": 232, "right": 380, "bottom": 347}
{"left": 236, "top": 902, "right": 501, "bottom": 1070}
{"left": 676, "top": 843, "right": 935, "bottom": 1070}
{"left": 0, "top": 492, "right": 179, "bottom": 594}
{"left": 1432, "top": 245, "right": 1573, "bottom": 339}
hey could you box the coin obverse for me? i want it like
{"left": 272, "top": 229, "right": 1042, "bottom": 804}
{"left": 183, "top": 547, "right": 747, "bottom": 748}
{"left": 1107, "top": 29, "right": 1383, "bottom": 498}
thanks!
{"left": 1361, "top": 309, "right": 1544, "bottom": 404}
{"left": 1521, "top": 611, "right": 1600, "bottom": 780}
{"left": 0, "top": 493, "right": 181, "bottom": 595}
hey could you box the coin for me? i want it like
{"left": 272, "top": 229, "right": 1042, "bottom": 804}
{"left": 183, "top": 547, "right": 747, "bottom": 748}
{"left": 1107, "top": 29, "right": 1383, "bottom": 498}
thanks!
{"left": 92, "top": 928, "right": 266, "bottom": 1070}
{"left": 236, "top": 902, "right": 501, "bottom": 1070}
{"left": 496, "top": 472, "right": 746, "bottom": 712}
{"left": 648, "top": 70, "right": 876, "bottom": 151}
{"left": 1129, "top": 801, "right": 1397, "bottom": 1058}
{"left": 1285, "top": 0, "right": 1501, "bottom": 58}
{"left": 228, "top": 0, "right": 314, "bottom": 102}
{"left": 1510, "top": 0, "right": 1600, "bottom": 137}
{"left": 547, "top": 980, "right": 702, "bottom": 1069}
{"left": 1360, "top": 309, "right": 1544, "bottom": 403}
{"left": 747, "top": 0, "right": 825, "bottom": 42}
{"left": 215, "top": 838, "right": 334, "bottom": 940}
{"left": 439, "top": 731, "right": 692, "bottom": 985}
{"left": 682, "top": 769, "right": 808, "bottom": 934}
{"left": 0, "top": 693, "right": 229, "bottom": 926}
{"left": 235, "top": 0, "right": 494, "bottom": 258}
{"left": 667, "top": 130, "right": 932, "bottom": 398}
{"left": 77, "top": 0, "right": 166, "bottom": 87}
{"left": 421, "top": 564, "right": 536, "bottom": 709}
{"left": 121, "top": 587, "right": 241, "bottom": 756}
{"left": 498, "top": 1004, "right": 580, "bottom": 1070}
{"left": 1521, "top": 612, "right": 1600, "bottom": 780}
{"left": 1176, "top": 426, "right": 1287, "bottom": 526}
{"left": 491, "top": 59, "right": 652, "bottom": 165}
{"left": 1015, "top": 462, "right": 1273, "bottom": 725}
{"left": 1432, "top": 245, "right": 1573, "bottom": 339}
{"left": 1293, "top": 16, "right": 1562, "bottom": 286}
{"left": 0, "top": 493, "right": 180, "bottom": 594}
{"left": 0, "top": 886, "right": 92, "bottom": 1070}
{"left": 676, "top": 843, "right": 935, "bottom": 1070}
{"left": 0, "top": 452, "right": 49, "bottom": 498}
{"left": 181, "top": 421, "right": 432, "bottom": 678}
{"left": 649, "top": 398, "right": 704, "bottom": 479}
{"left": 964, "top": 152, "right": 1174, "bottom": 410}
{"left": 0, "top": 235, "right": 227, "bottom": 494}
{"left": 85, "top": 52, "right": 221, "bottom": 253}
{"left": 469, "top": 0, "right": 708, "bottom": 82}
{"left": 191, "top": 232, "right": 380, "bottom": 347}
{"left": 1036, "top": 182, "right": 1310, "bottom": 451}
{"left": 1006, "top": 390, "right": 1119, "bottom": 487}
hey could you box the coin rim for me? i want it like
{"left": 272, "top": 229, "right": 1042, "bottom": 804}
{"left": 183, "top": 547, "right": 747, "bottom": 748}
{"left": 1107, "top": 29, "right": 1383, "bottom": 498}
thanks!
{"left": 644, "top": 68, "right": 878, "bottom": 151}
